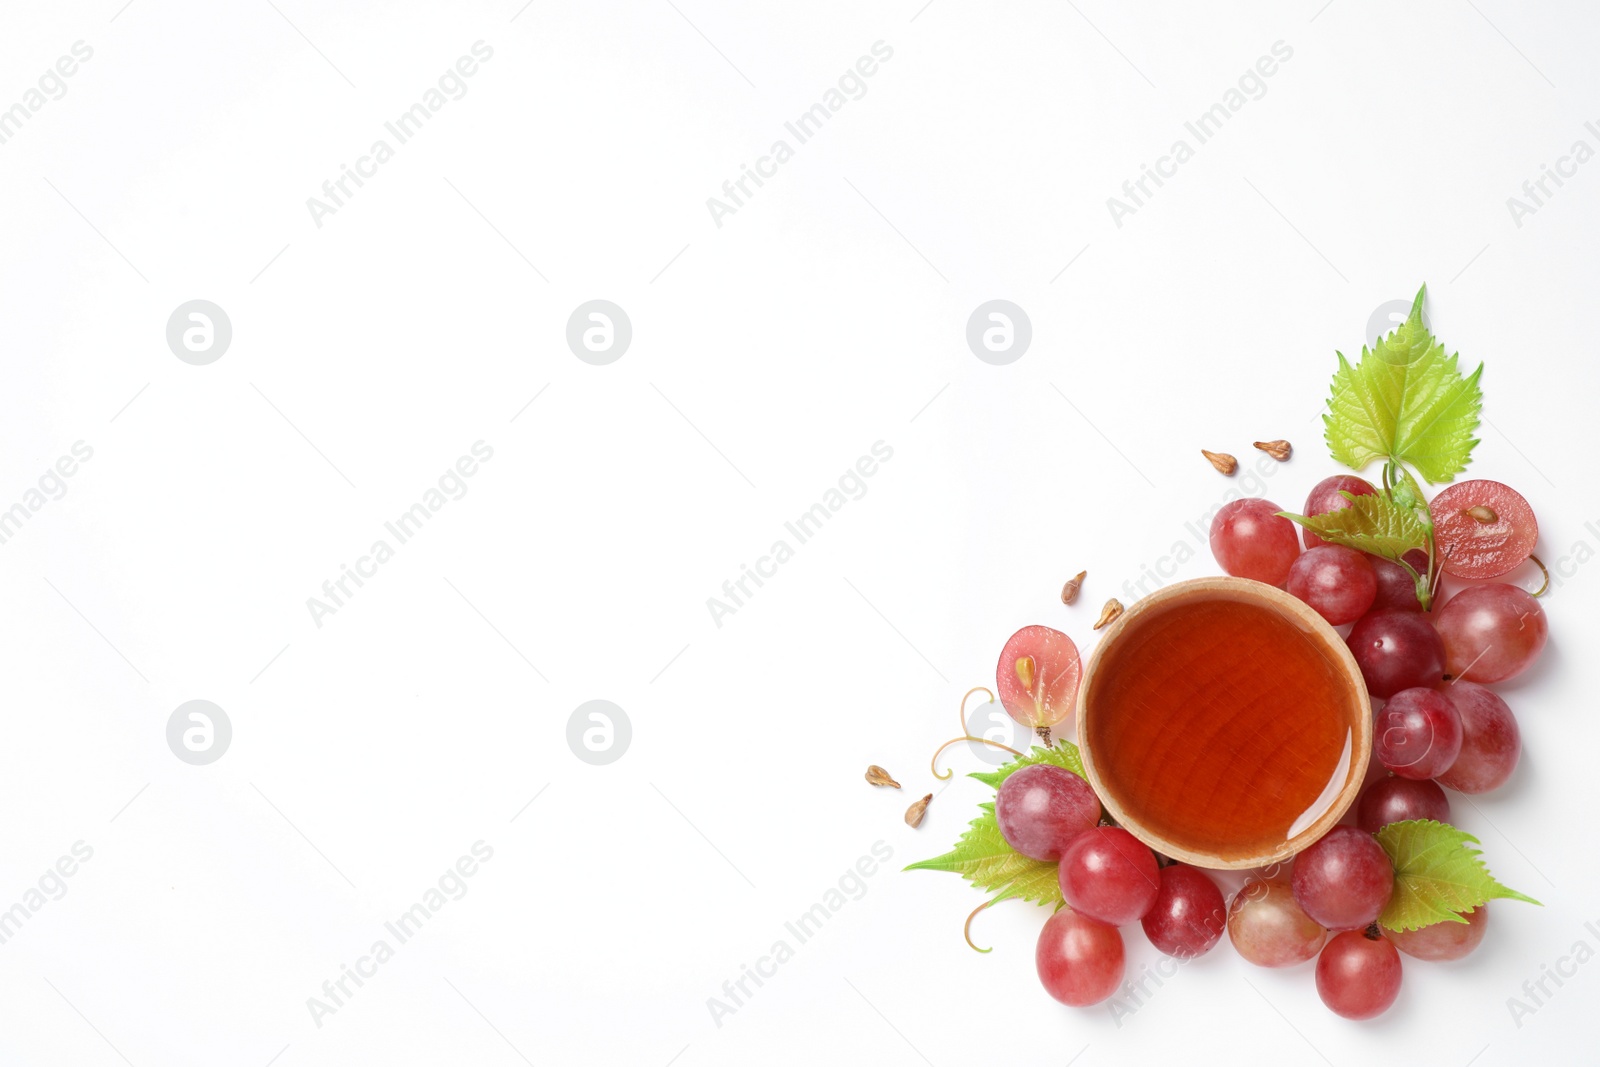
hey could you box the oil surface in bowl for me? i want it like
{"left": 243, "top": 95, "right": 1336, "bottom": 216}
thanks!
{"left": 1085, "top": 595, "right": 1353, "bottom": 858}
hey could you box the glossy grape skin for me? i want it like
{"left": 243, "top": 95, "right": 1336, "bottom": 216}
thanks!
{"left": 1386, "top": 905, "right": 1489, "bottom": 961}
{"left": 1435, "top": 584, "right": 1548, "bottom": 683}
{"left": 996, "top": 625, "right": 1082, "bottom": 730}
{"left": 1141, "top": 865, "right": 1226, "bottom": 958}
{"left": 1291, "top": 826, "right": 1395, "bottom": 931}
{"left": 1375, "top": 687, "right": 1463, "bottom": 780}
{"left": 1368, "top": 549, "right": 1430, "bottom": 613}
{"left": 1302, "top": 475, "right": 1377, "bottom": 550}
{"left": 1431, "top": 480, "right": 1538, "bottom": 579}
{"left": 1347, "top": 609, "right": 1446, "bottom": 698}
{"left": 1210, "top": 498, "right": 1301, "bottom": 586}
{"left": 1036, "top": 907, "right": 1125, "bottom": 1006}
{"left": 1057, "top": 827, "right": 1161, "bottom": 926}
{"left": 1287, "top": 546, "right": 1378, "bottom": 625}
{"left": 1316, "top": 930, "right": 1402, "bottom": 1019}
{"left": 1357, "top": 776, "right": 1450, "bottom": 834}
{"left": 1435, "top": 682, "right": 1522, "bottom": 794}
{"left": 1227, "top": 879, "right": 1328, "bottom": 967}
{"left": 995, "top": 765, "right": 1100, "bottom": 861}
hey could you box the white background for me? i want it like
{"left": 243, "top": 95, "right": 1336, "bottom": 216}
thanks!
{"left": 0, "top": 0, "right": 1595, "bottom": 1064}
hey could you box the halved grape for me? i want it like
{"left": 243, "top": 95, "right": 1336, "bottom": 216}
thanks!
{"left": 1357, "top": 776, "right": 1450, "bottom": 834}
{"left": 1291, "top": 826, "right": 1394, "bottom": 931}
{"left": 1301, "top": 475, "right": 1377, "bottom": 551}
{"left": 1435, "top": 584, "right": 1548, "bottom": 683}
{"left": 1210, "top": 498, "right": 1301, "bottom": 585}
{"left": 1435, "top": 682, "right": 1521, "bottom": 794}
{"left": 1227, "top": 879, "right": 1328, "bottom": 967}
{"left": 1375, "top": 687, "right": 1463, "bottom": 780}
{"left": 1386, "top": 905, "right": 1489, "bottom": 961}
{"left": 1287, "top": 546, "right": 1377, "bottom": 625}
{"left": 1316, "top": 929, "right": 1402, "bottom": 1019}
{"left": 1057, "top": 826, "right": 1161, "bottom": 926}
{"left": 1347, "top": 610, "right": 1446, "bottom": 697}
{"left": 1141, "top": 865, "right": 1226, "bottom": 958}
{"left": 996, "top": 626, "right": 1081, "bottom": 731}
{"left": 1430, "top": 480, "right": 1538, "bottom": 579}
{"left": 995, "top": 764, "right": 1100, "bottom": 861}
{"left": 1036, "top": 906, "right": 1124, "bottom": 1006}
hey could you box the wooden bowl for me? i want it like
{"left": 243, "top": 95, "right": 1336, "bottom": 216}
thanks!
{"left": 1076, "top": 576, "right": 1371, "bottom": 870}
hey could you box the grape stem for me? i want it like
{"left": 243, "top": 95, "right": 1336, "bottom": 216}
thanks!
{"left": 1430, "top": 542, "right": 1449, "bottom": 602}
{"left": 1388, "top": 459, "right": 1438, "bottom": 611}
{"left": 929, "top": 687, "right": 1023, "bottom": 780}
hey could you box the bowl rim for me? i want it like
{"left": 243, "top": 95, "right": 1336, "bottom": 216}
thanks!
{"left": 1075, "top": 575, "right": 1372, "bottom": 870}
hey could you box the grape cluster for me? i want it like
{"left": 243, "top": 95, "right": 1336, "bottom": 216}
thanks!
{"left": 1012, "top": 475, "right": 1544, "bottom": 1020}
{"left": 1211, "top": 476, "right": 1540, "bottom": 801}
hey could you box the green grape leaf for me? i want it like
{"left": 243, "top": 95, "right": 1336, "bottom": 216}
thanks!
{"left": 968, "top": 740, "right": 1085, "bottom": 789}
{"left": 1389, "top": 466, "right": 1425, "bottom": 512}
{"left": 1375, "top": 819, "right": 1541, "bottom": 932}
{"left": 1279, "top": 490, "right": 1429, "bottom": 561}
{"left": 906, "top": 743, "right": 1086, "bottom": 908}
{"left": 1324, "top": 285, "right": 1484, "bottom": 483}
{"left": 903, "top": 801, "right": 1063, "bottom": 907}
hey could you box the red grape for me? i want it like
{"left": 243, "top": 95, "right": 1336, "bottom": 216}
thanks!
{"left": 1375, "top": 687, "right": 1463, "bottom": 780}
{"left": 1435, "top": 584, "right": 1548, "bottom": 683}
{"left": 1227, "top": 879, "right": 1328, "bottom": 967}
{"left": 1368, "top": 549, "right": 1430, "bottom": 613}
{"left": 1357, "top": 776, "right": 1450, "bottom": 833}
{"left": 995, "top": 764, "right": 1100, "bottom": 861}
{"left": 1287, "top": 546, "right": 1377, "bottom": 625}
{"left": 1301, "top": 475, "right": 1377, "bottom": 550}
{"left": 1036, "top": 906, "right": 1124, "bottom": 1006}
{"left": 1430, "top": 480, "right": 1538, "bottom": 579}
{"left": 1386, "top": 905, "right": 1489, "bottom": 961}
{"left": 1435, "top": 682, "right": 1521, "bottom": 794}
{"left": 1291, "top": 826, "right": 1394, "bottom": 931}
{"left": 996, "top": 626, "right": 1081, "bottom": 731}
{"left": 1347, "top": 610, "right": 1446, "bottom": 697}
{"left": 1210, "top": 498, "right": 1301, "bottom": 585}
{"left": 1141, "top": 865, "right": 1226, "bottom": 959}
{"left": 1316, "top": 929, "right": 1402, "bottom": 1019}
{"left": 1057, "top": 826, "right": 1161, "bottom": 926}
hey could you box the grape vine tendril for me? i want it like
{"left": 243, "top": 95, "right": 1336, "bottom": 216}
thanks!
{"left": 929, "top": 686, "right": 1022, "bottom": 781}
